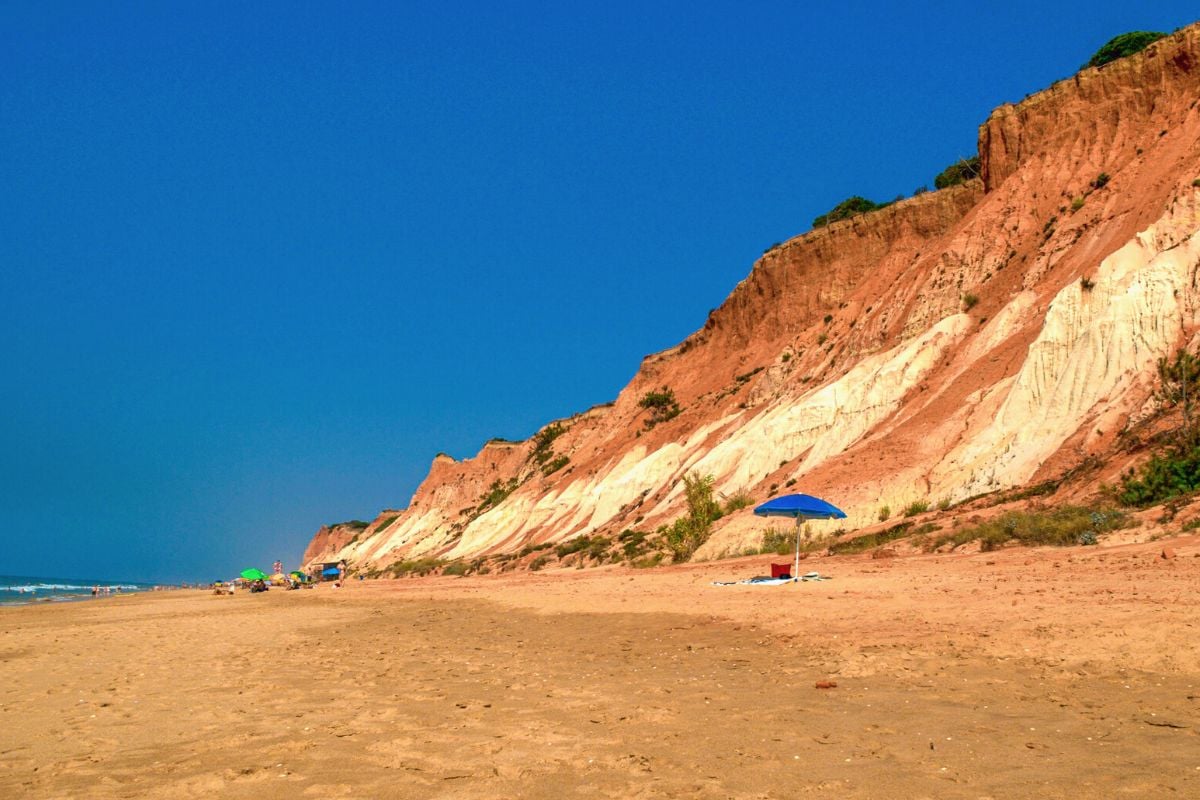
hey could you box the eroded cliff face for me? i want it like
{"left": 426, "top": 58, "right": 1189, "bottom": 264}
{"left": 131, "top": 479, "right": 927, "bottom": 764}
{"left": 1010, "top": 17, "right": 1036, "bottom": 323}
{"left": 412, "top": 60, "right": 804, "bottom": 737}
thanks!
{"left": 303, "top": 24, "right": 1200, "bottom": 571}
{"left": 301, "top": 522, "right": 368, "bottom": 566}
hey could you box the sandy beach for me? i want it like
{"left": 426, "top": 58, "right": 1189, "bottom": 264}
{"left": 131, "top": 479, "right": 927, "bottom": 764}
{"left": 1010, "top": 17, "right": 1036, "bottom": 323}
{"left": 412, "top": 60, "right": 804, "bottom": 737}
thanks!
{"left": 3, "top": 539, "right": 1199, "bottom": 799}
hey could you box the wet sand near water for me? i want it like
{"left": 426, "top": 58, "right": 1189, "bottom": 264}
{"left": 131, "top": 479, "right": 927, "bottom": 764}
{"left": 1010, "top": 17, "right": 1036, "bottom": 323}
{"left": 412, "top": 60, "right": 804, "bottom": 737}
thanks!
{"left": 2, "top": 541, "right": 1198, "bottom": 798}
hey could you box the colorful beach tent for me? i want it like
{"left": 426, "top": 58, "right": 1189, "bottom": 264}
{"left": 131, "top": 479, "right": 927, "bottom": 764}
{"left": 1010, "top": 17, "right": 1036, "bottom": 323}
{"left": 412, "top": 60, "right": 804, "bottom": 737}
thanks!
{"left": 753, "top": 494, "right": 847, "bottom": 581}
{"left": 240, "top": 568, "right": 268, "bottom": 581}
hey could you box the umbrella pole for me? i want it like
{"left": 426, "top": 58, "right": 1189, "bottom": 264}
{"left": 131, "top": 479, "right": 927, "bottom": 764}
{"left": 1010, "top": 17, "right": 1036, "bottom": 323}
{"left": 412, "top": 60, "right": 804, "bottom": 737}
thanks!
{"left": 793, "top": 515, "right": 803, "bottom": 582}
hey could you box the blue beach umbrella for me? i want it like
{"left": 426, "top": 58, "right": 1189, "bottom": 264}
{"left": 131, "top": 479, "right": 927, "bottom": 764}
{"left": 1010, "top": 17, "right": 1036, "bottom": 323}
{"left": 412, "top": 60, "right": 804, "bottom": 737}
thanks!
{"left": 754, "top": 494, "right": 847, "bottom": 581}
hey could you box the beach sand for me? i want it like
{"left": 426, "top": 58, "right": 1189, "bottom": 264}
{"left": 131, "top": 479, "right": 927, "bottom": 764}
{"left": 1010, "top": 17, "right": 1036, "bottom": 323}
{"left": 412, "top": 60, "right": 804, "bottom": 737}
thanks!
{"left": 3, "top": 539, "right": 1198, "bottom": 799}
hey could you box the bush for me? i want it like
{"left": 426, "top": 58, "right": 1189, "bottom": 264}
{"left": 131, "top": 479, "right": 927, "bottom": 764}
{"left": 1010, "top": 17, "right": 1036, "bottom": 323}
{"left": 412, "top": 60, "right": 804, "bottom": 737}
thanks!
{"left": 813, "top": 196, "right": 884, "bottom": 228}
{"left": 1092, "top": 173, "right": 1110, "bottom": 190}
{"left": 760, "top": 526, "right": 793, "bottom": 555}
{"left": 373, "top": 514, "right": 400, "bottom": 532}
{"left": 660, "top": 473, "right": 720, "bottom": 562}
{"left": 530, "top": 423, "right": 566, "bottom": 466}
{"left": 442, "top": 561, "right": 468, "bottom": 577}
{"left": 934, "top": 156, "right": 981, "bottom": 189}
{"left": 1071, "top": 196, "right": 1086, "bottom": 212}
{"left": 877, "top": 505, "right": 891, "bottom": 522}
{"left": 478, "top": 478, "right": 519, "bottom": 514}
{"left": 1085, "top": 31, "right": 1166, "bottom": 69}
{"left": 829, "top": 521, "right": 912, "bottom": 555}
{"left": 618, "top": 529, "right": 652, "bottom": 560}
{"left": 902, "top": 499, "right": 930, "bottom": 517}
{"left": 926, "top": 507, "right": 1133, "bottom": 551}
{"left": 529, "top": 555, "right": 550, "bottom": 571}
{"left": 1118, "top": 446, "right": 1200, "bottom": 506}
{"left": 555, "top": 535, "right": 594, "bottom": 559}
{"left": 541, "top": 455, "right": 569, "bottom": 476}
{"left": 962, "top": 294, "right": 979, "bottom": 311}
{"left": 388, "top": 558, "right": 445, "bottom": 577}
{"left": 722, "top": 490, "right": 754, "bottom": 514}
{"left": 1120, "top": 346, "right": 1200, "bottom": 505}
{"left": 639, "top": 387, "right": 682, "bottom": 429}
{"left": 586, "top": 536, "right": 612, "bottom": 561}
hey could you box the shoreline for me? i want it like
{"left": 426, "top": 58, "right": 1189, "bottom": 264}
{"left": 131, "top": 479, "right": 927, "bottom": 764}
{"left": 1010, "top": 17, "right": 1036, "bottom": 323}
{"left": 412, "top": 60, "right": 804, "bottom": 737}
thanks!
{"left": 3, "top": 537, "right": 1198, "bottom": 798}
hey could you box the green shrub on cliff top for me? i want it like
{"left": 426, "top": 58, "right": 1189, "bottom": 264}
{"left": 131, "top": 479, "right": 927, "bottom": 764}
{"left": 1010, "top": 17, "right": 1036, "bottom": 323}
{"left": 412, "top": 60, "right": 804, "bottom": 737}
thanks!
{"left": 1085, "top": 31, "right": 1166, "bottom": 69}
{"left": 933, "top": 156, "right": 981, "bottom": 189}
{"left": 813, "top": 196, "right": 885, "bottom": 228}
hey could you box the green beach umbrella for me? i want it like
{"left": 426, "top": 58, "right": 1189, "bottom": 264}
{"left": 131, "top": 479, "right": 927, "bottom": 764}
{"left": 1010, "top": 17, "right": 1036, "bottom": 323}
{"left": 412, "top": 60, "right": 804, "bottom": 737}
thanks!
{"left": 289, "top": 571, "right": 307, "bottom": 581}
{"left": 240, "top": 568, "right": 268, "bottom": 581}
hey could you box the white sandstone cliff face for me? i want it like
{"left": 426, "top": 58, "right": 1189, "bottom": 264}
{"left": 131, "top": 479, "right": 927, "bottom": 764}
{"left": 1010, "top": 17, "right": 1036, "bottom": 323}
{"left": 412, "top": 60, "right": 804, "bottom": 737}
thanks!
{"left": 931, "top": 195, "right": 1200, "bottom": 502}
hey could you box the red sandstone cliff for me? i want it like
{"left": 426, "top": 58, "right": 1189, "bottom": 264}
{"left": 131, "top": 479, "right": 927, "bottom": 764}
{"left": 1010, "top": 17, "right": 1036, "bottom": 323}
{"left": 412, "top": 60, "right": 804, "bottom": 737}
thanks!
{"left": 304, "top": 24, "right": 1200, "bottom": 571}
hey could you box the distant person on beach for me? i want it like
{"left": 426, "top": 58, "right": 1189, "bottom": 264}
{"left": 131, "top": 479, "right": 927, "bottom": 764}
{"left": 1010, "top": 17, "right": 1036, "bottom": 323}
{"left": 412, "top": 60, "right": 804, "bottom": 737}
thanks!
{"left": 92, "top": 586, "right": 98, "bottom": 597}
{"left": 337, "top": 560, "right": 346, "bottom": 588}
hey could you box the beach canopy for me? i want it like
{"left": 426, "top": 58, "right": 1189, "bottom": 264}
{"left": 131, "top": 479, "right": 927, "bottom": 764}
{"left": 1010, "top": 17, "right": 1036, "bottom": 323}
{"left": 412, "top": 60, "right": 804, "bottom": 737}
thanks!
{"left": 753, "top": 493, "right": 847, "bottom": 582}
{"left": 289, "top": 571, "right": 307, "bottom": 580}
{"left": 240, "top": 568, "right": 268, "bottom": 581}
{"left": 322, "top": 567, "right": 340, "bottom": 577}
{"left": 754, "top": 494, "right": 846, "bottom": 520}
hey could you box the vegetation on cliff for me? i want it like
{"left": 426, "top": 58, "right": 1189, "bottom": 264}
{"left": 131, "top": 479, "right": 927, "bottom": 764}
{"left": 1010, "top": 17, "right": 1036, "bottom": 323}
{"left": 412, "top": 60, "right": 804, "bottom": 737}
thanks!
{"left": 529, "top": 422, "right": 571, "bottom": 475}
{"left": 1119, "top": 347, "right": 1200, "bottom": 506}
{"left": 807, "top": 152, "right": 982, "bottom": 234}
{"left": 477, "top": 477, "right": 519, "bottom": 515}
{"left": 639, "top": 386, "right": 682, "bottom": 429}
{"left": 933, "top": 156, "right": 980, "bottom": 189}
{"left": 660, "top": 473, "right": 721, "bottom": 562}
{"left": 328, "top": 519, "right": 369, "bottom": 529}
{"left": 1085, "top": 31, "right": 1166, "bottom": 69}
{"left": 920, "top": 507, "right": 1134, "bottom": 551}
{"left": 812, "top": 196, "right": 888, "bottom": 228}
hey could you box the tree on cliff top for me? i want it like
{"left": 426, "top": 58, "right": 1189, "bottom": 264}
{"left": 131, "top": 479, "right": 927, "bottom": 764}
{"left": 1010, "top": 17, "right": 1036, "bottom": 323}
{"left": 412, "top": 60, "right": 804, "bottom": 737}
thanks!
{"left": 1085, "top": 31, "right": 1166, "bottom": 69}
{"left": 812, "top": 196, "right": 885, "bottom": 229}
{"left": 934, "top": 156, "right": 981, "bottom": 190}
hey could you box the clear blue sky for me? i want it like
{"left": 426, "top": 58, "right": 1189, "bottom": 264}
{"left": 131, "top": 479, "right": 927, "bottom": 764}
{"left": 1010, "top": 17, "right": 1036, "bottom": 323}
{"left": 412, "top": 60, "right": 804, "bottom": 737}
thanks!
{"left": 3, "top": 2, "right": 1195, "bottom": 583}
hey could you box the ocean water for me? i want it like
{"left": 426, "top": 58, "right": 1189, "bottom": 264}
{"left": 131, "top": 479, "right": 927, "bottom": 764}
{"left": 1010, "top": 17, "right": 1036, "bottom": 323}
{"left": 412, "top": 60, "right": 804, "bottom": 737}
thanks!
{"left": 0, "top": 574, "right": 159, "bottom": 606}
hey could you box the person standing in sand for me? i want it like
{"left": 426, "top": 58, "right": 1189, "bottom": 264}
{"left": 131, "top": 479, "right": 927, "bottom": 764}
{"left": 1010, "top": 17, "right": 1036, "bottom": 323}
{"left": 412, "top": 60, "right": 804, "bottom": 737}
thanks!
{"left": 337, "top": 560, "right": 346, "bottom": 587}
